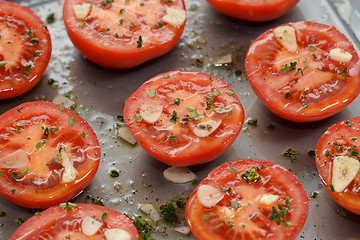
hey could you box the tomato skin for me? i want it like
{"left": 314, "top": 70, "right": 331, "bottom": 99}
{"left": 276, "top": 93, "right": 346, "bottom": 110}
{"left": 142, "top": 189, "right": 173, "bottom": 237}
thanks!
{"left": 63, "top": 0, "right": 186, "bottom": 69}
{"left": 245, "top": 21, "right": 360, "bottom": 122}
{"left": 124, "top": 71, "right": 244, "bottom": 166}
{"left": 186, "top": 159, "right": 309, "bottom": 240}
{"left": 315, "top": 116, "right": 360, "bottom": 215}
{"left": 0, "top": 101, "right": 101, "bottom": 209}
{"left": 206, "top": 0, "right": 299, "bottom": 22}
{"left": 0, "top": 1, "right": 52, "bottom": 100}
{"left": 10, "top": 203, "right": 139, "bottom": 239}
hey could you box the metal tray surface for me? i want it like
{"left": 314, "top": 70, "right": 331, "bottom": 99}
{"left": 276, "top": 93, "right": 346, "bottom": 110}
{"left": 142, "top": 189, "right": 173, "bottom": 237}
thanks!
{"left": 1, "top": 0, "right": 360, "bottom": 239}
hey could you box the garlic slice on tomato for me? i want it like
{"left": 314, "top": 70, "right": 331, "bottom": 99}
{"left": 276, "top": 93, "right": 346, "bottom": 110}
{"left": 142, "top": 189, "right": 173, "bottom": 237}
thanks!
{"left": 139, "top": 105, "right": 163, "bottom": 123}
{"left": 162, "top": 7, "right": 186, "bottom": 27}
{"left": 197, "top": 185, "right": 224, "bottom": 208}
{"left": 0, "top": 149, "right": 29, "bottom": 169}
{"left": 191, "top": 119, "right": 222, "bottom": 137}
{"left": 81, "top": 216, "right": 103, "bottom": 236}
{"left": 104, "top": 229, "right": 131, "bottom": 240}
{"left": 329, "top": 48, "right": 353, "bottom": 63}
{"left": 259, "top": 194, "right": 280, "bottom": 205}
{"left": 60, "top": 148, "right": 77, "bottom": 183}
{"left": 274, "top": 26, "right": 297, "bottom": 52}
{"left": 73, "top": 3, "right": 91, "bottom": 20}
{"left": 163, "top": 166, "right": 196, "bottom": 184}
{"left": 332, "top": 156, "right": 360, "bottom": 192}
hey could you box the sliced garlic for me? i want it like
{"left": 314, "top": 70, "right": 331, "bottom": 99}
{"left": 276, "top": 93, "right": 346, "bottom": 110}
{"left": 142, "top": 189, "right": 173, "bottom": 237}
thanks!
{"left": 173, "top": 226, "right": 191, "bottom": 235}
{"left": 52, "top": 95, "right": 75, "bottom": 109}
{"left": 116, "top": 127, "right": 137, "bottom": 145}
{"left": 162, "top": 7, "right": 186, "bottom": 27}
{"left": 213, "top": 54, "right": 232, "bottom": 66}
{"left": 81, "top": 216, "right": 103, "bottom": 236}
{"left": 60, "top": 148, "right": 77, "bottom": 183}
{"left": 163, "top": 166, "right": 197, "bottom": 184}
{"left": 139, "top": 105, "right": 163, "bottom": 123}
{"left": 332, "top": 156, "right": 360, "bottom": 192}
{"left": 104, "top": 229, "right": 131, "bottom": 240}
{"left": 273, "top": 26, "right": 297, "bottom": 52}
{"left": 329, "top": 48, "right": 352, "bottom": 63}
{"left": 139, "top": 203, "right": 161, "bottom": 222}
{"left": 73, "top": 3, "right": 91, "bottom": 20}
{"left": 259, "top": 194, "right": 280, "bottom": 205}
{"left": 221, "top": 206, "right": 234, "bottom": 218}
{"left": 0, "top": 149, "right": 29, "bottom": 169}
{"left": 197, "top": 185, "right": 224, "bottom": 208}
{"left": 191, "top": 119, "right": 222, "bottom": 137}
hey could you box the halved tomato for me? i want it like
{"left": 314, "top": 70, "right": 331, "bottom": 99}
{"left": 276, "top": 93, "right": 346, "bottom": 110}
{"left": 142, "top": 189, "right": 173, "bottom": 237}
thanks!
{"left": 124, "top": 71, "right": 245, "bottom": 166}
{"left": 315, "top": 116, "right": 360, "bottom": 215}
{"left": 0, "top": 1, "right": 52, "bottom": 100}
{"left": 10, "top": 203, "right": 139, "bottom": 239}
{"left": 0, "top": 101, "right": 101, "bottom": 209}
{"left": 206, "top": 0, "right": 299, "bottom": 22}
{"left": 245, "top": 21, "right": 360, "bottom": 122}
{"left": 185, "top": 159, "right": 309, "bottom": 240}
{"left": 63, "top": 0, "right": 186, "bottom": 68}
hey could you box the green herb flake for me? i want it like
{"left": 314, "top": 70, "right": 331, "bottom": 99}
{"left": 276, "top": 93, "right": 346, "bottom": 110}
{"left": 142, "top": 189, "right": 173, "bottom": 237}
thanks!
{"left": 311, "top": 53, "right": 317, "bottom": 60}
{"left": 214, "top": 88, "right": 220, "bottom": 96}
{"left": 229, "top": 167, "right": 237, "bottom": 173}
{"left": 23, "top": 72, "right": 29, "bottom": 78}
{"left": 283, "top": 148, "right": 300, "bottom": 162}
{"left": 329, "top": 184, "right": 335, "bottom": 192}
{"left": 109, "top": 169, "right": 120, "bottom": 178}
{"left": 163, "top": 75, "right": 170, "bottom": 79}
{"left": 168, "top": 135, "right": 176, "bottom": 141}
{"left": 128, "top": 215, "right": 153, "bottom": 240}
{"left": 12, "top": 172, "right": 19, "bottom": 180}
{"left": 351, "top": 137, "right": 357, "bottom": 142}
{"left": 160, "top": 202, "right": 178, "bottom": 222}
{"left": 231, "top": 200, "right": 241, "bottom": 209}
{"left": 5, "top": 22, "right": 12, "bottom": 28}
{"left": 202, "top": 213, "right": 210, "bottom": 220}
{"left": 0, "top": 211, "right": 6, "bottom": 217}
{"left": 174, "top": 98, "right": 181, "bottom": 105}
{"left": 226, "top": 90, "right": 234, "bottom": 95}
{"left": 345, "top": 120, "right": 352, "bottom": 127}
{"left": 241, "top": 166, "right": 260, "bottom": 183}
{"left": 69, "top": 117, "right": 76, "bottom": 127}
{"left": 308, "top": 150, "right": 315, "bottom": 158}
{"left": 59, "top": 103, "right": 65, "bottom": 111}
{"left": 59, "top": 202, "right": 77, "bottom": 212}
{"left": 135, "top": 113, "right": 142, "bottom": 122}
{"left": 102, "top": 211, "right": 109, "bottom": 219}
{"left": 15, "top": 217, "right": 25, "bottom": 226}
{"left": 247, "top": 118, "right": 258, "bottom": 126}
{"left": 147, "top": 89, "right": 155, "bottom": 97}
{"left": 35, "top": 211, "right": 41, "bottom": 216}
{"left": 309, "top": 46, "right": 316, "bottom": 51}
{"left": 136, "top": 35, "right": 143, "bottom": 48}
{"left": 337, "top": 209, "right": 347, "bottom": 217}
{"left": 266, "top": 123, "right": 276, "bottom": 130}
{"left": 21, "top": 169, "right": 29, "bottom": 175}
{"left": 46, "top": 13, "right": 55, "bottom": 24}
{"left": 10, "top": 189, "right": 16, "bottom": 194}
{"left": 235, "top": 69, "right": 242, "bottom": 76}
{"left": 30, "top": 38, "right": 39, "bottom": 45}
{"left": 157, "top": 22, "right": 164, "bottom": 28}
{"left": 0, "top": 61, "right": 7, "bottom": 67}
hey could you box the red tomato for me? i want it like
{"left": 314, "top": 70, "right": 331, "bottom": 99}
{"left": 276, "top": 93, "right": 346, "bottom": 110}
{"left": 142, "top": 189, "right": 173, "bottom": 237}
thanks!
{"left": 10, "top": 203, "right": 139, "bottom": 239}
{"left": 124, "top": 71, "right": 245, "bottom": 166}
{"left": 0, "top": 101, "right": 101, "bottom": 209}
{"left": 315, "top": 116, "right": 360, "bottom": 215}
{"left": 63, "top": 0, "right": 186, "bottom": 69}
{"left": 0, "top": 1, "right": 52, "bottom": 100}
{"left": 185, "top": 159, "right": 309, "bottom": 240}
{"left": 245, "top": 21, "right": 360, "bottom": 122}
{"left": 206, "top": 0, "right": 299, "bottom": 22}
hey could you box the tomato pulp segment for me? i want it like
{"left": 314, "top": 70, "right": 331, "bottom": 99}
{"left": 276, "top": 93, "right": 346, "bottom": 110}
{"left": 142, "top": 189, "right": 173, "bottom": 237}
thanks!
{"left": 315, "top": 116, "right": 360, "bottom": 215}
{"left": 124, "top": 71, "right": 245, "bottom": 166}
{"left": 0, "top": 1, "right": 52, "bottom": 100}
{"left": 185, "top": 159, "right": 309, "bottom": 240}
{"left": 63, "top": 0, "right": 186, "bottom": 68}
{"left": 206, "top": 0, "right": 299, "bottom": 22}
{"left": 0, "top": 101, "right": 101, "bottom": 209}
{"left": 10, "top": 203, "right": 139, "bottom": 239}
{"left": 245, "top": 21, "right": 360, "bottom": 122}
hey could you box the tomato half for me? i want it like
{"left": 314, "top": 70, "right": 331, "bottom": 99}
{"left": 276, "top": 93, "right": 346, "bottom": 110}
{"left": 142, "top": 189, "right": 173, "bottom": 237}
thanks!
{"left": 124, "top": 71, "right": 245, "bottom": 166}
{"left": 245, "top": 21, "right": 360, "bottom": 122}
{"left": 315, "top": 116, "right": 360, "bottom": 215}
{"left": 0, "top": 1, "right": 52, "bottom": 100}
{"left": 0, "top": 101, "right": 101, "bottom": 209}
{"left": 63, "top": 0, "right": 186, "bottom": 69}
{"left": 185, "top": 159, "right": 309, "bottom": 240}
{"left": 206, "top": 0, "right": 299, "bottom": 22}
{"left": 10, "top": 203, "right": 139, "bottom": 239}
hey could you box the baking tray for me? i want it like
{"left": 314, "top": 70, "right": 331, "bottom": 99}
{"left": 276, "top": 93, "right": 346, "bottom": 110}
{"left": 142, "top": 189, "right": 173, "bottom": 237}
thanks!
{"left": 1, "top": 0, "right": 360, "bottom": 239}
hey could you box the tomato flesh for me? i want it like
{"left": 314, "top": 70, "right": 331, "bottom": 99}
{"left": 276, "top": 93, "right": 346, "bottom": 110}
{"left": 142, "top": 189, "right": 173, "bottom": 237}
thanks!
{"left": 186, "top": 159, "right": 309, "bottom": 240}
{"left": 10, "top": 203, "right": 139, "bottom": 239}
{"left": 0, "top": 101, "right": 101, "bottom": 208}
{"left": 124, "top": 71, "right": 245, "bottom": 166}
{"left": 206, "top": 0, "right": 299, "bottom": 22}
{"left": 63, "top": 0, "right": 186, "bottom": 68}
{"left": 315, "top": 117, "right": 360, "bottom": 215}
{"left": 245, "top": 21, "right": 360, "bottom": 122}
{"left": 0, "top": 1, "right": 52, "bottom": 99}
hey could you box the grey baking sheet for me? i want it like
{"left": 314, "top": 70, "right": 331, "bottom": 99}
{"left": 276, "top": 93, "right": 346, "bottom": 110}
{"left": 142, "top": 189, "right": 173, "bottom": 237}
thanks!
{"left": 1, "top": 0, "right": 360, "bottom": 239}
